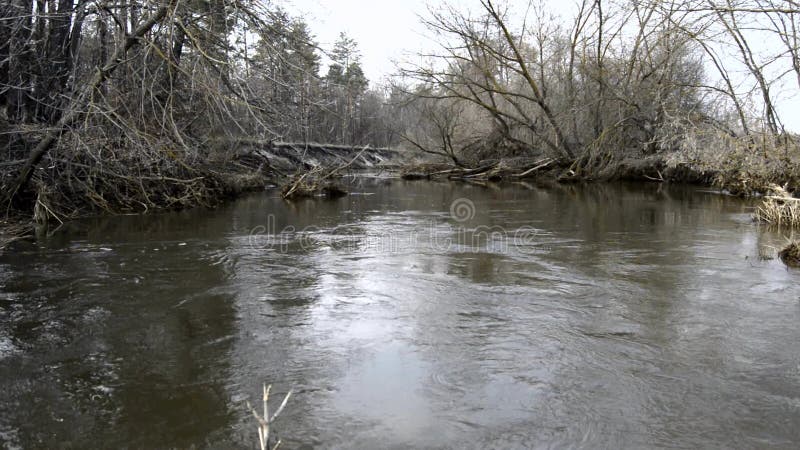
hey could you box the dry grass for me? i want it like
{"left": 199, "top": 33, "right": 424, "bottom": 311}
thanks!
{"left": 664, "top": 126, "right": 800, "bottom": 195}
{"left": 754, "top": 184, "right": 800, "bottom": 227}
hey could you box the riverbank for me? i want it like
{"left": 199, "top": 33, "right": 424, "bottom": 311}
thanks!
{"left": 399, "top": 155, "right": 787, "bottom": 193}
{"left": 0, "top": 141, "right": 400, "bottom": 249}
{"left": 3, "top": 135, "right": 799, "bottom": 249}
{"left": 399, "top": 135, "right": 800, "bottom": 197}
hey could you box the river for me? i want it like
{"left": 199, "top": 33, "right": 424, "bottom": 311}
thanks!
{"left": 1, "top": 179, "right": 798, "bottom": 448}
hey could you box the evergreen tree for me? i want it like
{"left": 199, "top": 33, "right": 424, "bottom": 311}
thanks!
{"left": 323, "top": 32, "right": 369, "bottom": 144}
{"left": 252, "top": 10, "right": 322, "bottom": 140}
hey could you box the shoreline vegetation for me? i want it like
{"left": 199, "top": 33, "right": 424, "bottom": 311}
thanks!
{"left": 3, "top": 0, "right": 800, "bottom": 250}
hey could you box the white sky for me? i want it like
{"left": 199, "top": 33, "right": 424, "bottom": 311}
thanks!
{"left": 277, "top": 0, "right": 800, "bottom": 131}
{"left": 276, "top": 0, "right": 434, "bottom": 84}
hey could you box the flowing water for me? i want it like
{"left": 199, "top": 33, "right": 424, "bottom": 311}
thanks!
{"left": 1, "top": 179, "right": 799, "bottom": 449}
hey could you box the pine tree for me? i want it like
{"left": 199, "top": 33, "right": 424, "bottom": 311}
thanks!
{"left": 323, "top": 32, "right": 369, "bottom": 144}
{"left": 252, "top": 10, "right": 323, "bottom": 140}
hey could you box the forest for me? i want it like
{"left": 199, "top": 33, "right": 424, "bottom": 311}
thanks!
{"left": 2, "top": 2, "right": 800, "bottom": 447}
{"left": 2, "top": 0, "right": 800, "bottom": 230}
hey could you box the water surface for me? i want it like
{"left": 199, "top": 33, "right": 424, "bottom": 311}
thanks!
{"left": 1, "top": 179, "right": 799, "bottom": 448}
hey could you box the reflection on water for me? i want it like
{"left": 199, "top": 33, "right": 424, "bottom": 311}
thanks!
{"left": 1, "top": 179, "right": 799, "bottom": 448}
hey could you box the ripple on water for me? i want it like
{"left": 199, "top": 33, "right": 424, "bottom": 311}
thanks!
{"left": 2, "top": 181, "right": 800, "bottom": 448}
{"left": 0, "top": 333, "right": 18, "bottom": 359}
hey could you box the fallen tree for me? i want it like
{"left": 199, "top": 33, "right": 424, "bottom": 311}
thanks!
{"left": 281, "top": 146, "right": 369, "bottom": 199}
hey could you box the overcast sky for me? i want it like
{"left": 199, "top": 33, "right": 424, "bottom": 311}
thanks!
{"left": 276, "top": 0, "right": 433, "bottom": 84}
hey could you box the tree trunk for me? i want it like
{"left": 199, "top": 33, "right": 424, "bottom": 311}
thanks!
{"left": 2, "top": 0, "right": 35, "bottom": 122}
{"left": 2, "top": 4, "right": 173, "bottom": 207}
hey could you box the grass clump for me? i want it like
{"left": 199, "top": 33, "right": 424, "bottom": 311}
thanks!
{"left": 754, "top": 184, "right": 800, "bottom": 227}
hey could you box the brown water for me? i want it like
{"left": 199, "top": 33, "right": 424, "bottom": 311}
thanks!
{"left": 1, "top": 179, "right": 799, "bottom": 449}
